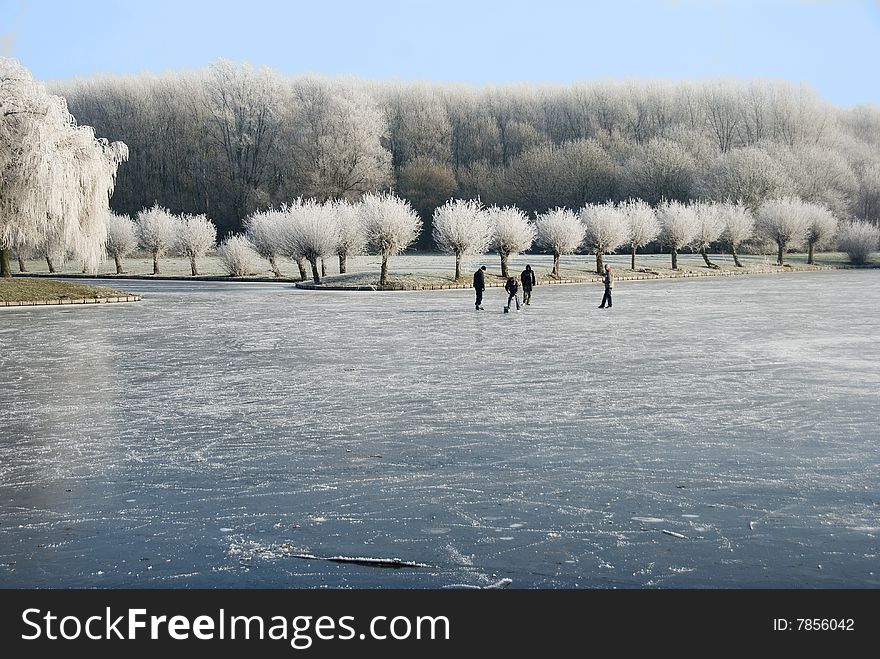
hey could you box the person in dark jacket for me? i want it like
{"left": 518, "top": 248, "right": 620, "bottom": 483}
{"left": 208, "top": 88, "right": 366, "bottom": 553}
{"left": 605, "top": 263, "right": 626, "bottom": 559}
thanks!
{"left": 473, "top": 265, "right": 486, "bottom": 310}
{"left": 504, "top": 276, "right": 521, "bottom": 312}
{"left": 520, "top": 264, "right": 536, "bottom": 305}
{"left": 598, "top": 264, "right": 614, "bottom": 308}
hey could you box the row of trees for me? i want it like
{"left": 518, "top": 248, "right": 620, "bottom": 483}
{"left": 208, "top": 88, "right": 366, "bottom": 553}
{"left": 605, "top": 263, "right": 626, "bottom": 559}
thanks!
{"left": 52, "top": 62, "right": 880, "bottom": 245}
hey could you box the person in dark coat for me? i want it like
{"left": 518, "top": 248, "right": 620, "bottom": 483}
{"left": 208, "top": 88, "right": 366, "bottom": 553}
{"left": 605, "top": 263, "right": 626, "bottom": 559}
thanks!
{"left": 599, "top": 264, "right": 614, "bottom": 309}
{"left": 520, "top": 264, "right": 536, "bottom": 305}
{"left": 504, "top": 276, "right": 521, "bottom": 312}
{"left": 473, "top": 265, "right": 486, "bottom": 310}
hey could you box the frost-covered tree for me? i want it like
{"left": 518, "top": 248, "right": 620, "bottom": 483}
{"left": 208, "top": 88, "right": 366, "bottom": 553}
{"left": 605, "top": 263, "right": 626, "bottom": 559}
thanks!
{"left": 702, "top": 146, "right": 791, "bottom": 211}
{"left": 535, "top": 207, "right": 584, "bottom": 278}
{"left": 756, "top": 197, "right": 809, "bottom": 266}
{"left": 692, "top": 201, "right": 725, "bottom": 269}
{"left": 854, "top": 163, "right": 880, "bottom": 222}
{"left": 487, "top": 204, "right": 534, "bottom": 277}
{"left": 718, "top": 202, "right": 754, "bottom": 267}
{"left": 217, "top": 235, "right": 259, "bottom": 276}
{"left": 105, "top": 212, "right": 137, "bottom": 274}
{"left": 837, "top": 220, "right": 880, "bottom": 265}
{"left": 579, "top": 202, "right": 629, "bottom": 274}
{"left": 657, "top": 200, "right": 700, "bottom": 270}
{"left": 360, "top": 191, "right": 422, "bottom": 286}
{"left": 136, "top": 204, "right": 178, "bottom": 275}
{"left": 619, "top": 199, "right": 659, "bottom": 270}
{"left": 279, "top": 198, "right": 339, "bottom": 284}
{"left": 432, "top": 198, "right": 493, "bottom": 280}
{"left": 244, "top": 209, "right": 285, "bottom": 277}
{"left": 0, "top": 58, "right": 127, "bottom": 277}
{"left": 802, "top": 203, "right": 837, "bottom": 265}
{"left": 331, "top": 199, "right": 366, "bottom": 274}
{"left": 175, "top": 213, "right": 217, "bottom": 276}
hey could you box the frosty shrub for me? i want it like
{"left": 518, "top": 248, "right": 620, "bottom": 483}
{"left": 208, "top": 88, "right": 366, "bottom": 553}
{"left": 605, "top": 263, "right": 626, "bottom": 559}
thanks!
{"left": 487, "top": 205, "right": 534, "bottom": 278}
{"left": 244, "top": 209, "right": 285, "bottom": 278}
{"left": 579, "top": 202, "right": 628, "bottom": 274}
{"left": 756, "top": 197, "right": 809, "bottom": 266}
{"left": 619, "top": 199, "right": 659, "bottom": 270}
{"left": 718, "top": 202, "right": 755, "bottom": 267}
{"left": 175, "top": 213, "right": 217, "bottom": 276}
{"left": 279, "top": 198, "right": 339, "bottom": 284}
{"left": 332, "top": 199, "right": 366, "bottom": 274}
{"left": 692, "top": 201, "right": 725, "bottom": 269}
{"left": 535, "top": 207, "right": 584, "bottom": 278}
{"left": 657, "top": 200, "right": 700, "bottom": 270}
{"left": 837, "top": 220, "right": 880, "bottom": 265}
{"left": 105, "top": 212, "right": 137, "bottom": 274}
{"left": 432, "top": 198, "right": 493, "bottom": 280}
{"left": 217, "top": 235, "right": 259, "bottom": 277}
{"left": 136, "top": 204, "right": 178, "bottom": 275}
{"left": 802, "top": 203, "right": 838, "bottom": 265}
{"left": 360, "top": 191, "right": 422, "bottom": 286}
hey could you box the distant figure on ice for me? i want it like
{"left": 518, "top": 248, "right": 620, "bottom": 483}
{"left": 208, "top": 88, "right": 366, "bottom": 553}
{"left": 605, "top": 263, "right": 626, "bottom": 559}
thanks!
{"left": 520, "top": 264, "right": 536, "bottom": 305}
{"left": 473, "top": 265, "right": 487, "bottom": 310}
{"left": 504, "top": 276, "right": 521, "bottom": 313}
{"left": 598, "top": 264, "right": 614, "bottom": 309}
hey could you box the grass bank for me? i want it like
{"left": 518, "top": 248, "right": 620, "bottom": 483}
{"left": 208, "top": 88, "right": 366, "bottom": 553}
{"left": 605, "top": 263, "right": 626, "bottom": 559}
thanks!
{"left": 0, "top": 277, "right": 138, "bottom": 306}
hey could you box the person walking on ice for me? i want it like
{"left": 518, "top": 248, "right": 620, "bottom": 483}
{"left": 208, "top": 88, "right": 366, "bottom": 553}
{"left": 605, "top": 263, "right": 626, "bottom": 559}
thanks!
{"left": 598, "top": 264, "right": 614, "bottom": 309}
{"left": 504, "top": 276, "right": 522, "bottom": 313}
{"left": 520, "top": 264, "right": 536, "bottom": 305}
{"left": 473, "top": 265, "right": 487, "bottom": 310}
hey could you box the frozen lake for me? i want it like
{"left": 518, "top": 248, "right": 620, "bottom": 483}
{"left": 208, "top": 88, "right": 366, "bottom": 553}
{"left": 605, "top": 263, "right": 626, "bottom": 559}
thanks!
{"left": 1, "top": 270, "right": 878, "bottom": 588}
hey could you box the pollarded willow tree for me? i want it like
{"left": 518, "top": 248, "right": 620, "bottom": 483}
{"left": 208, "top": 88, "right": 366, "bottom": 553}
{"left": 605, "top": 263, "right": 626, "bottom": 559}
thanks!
{"left": 244, "top": 208, "right": 285, "bottom": 278}
{"left": 619, "top": 199, "right": 659, "bottom": 270}
{"left": 105, "top": 212, "right": 137, "bottom": 274}
{"left": 487, "top": 204, "right": 535, "bottom": 278}
{"left": 535, "top": 207, "right": 585, "bottom": 279}
{"left": 756, "top": 197, "right": 809, "bottom": 266}
{"left": 217, "top": 235, "right": 259, "bottom": 277}
{"left": 332, "top": 199, "right": 366, "bottom": 274}
{"left": 718, "top": 202, "right": 754, "bottom": 267}
{"left": 657, "top": 200, "right": 700, "bottom": 270}
{"left": 837, "top": 220, "right": 880, "bottom": 265}
{"left": 0, "top": 58, "right": 128, "bottom": 277}
{"left": 278, "top": 198, "right": 340, "bottom": 284}
{"left": 802, "top": 203, "right": 837, "bottom": 265}
{"left": 360, "top": 191, "right": 422, "bottom": 287}
{"left": 432, "top": 198, "right": 493, "bottom": 280}
{"left": 692, "top": 201, "right": 725, "bottom": 269}
{"left": 579, "top": 202, "right": 629, "bottom": 275}
{"left": 176, "top": 213, "right": 217, "bottom": 276}
{"left": 136, "top": 204, "right": 178, "bottom": 275}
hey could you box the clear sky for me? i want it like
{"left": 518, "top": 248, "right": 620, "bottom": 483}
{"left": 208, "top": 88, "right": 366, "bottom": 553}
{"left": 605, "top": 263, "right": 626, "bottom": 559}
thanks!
{"left": 2, "top": 0, "right": 879, "bottom": 106}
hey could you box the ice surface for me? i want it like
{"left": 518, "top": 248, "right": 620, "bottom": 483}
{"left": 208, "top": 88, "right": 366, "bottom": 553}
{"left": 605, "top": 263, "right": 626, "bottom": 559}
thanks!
{"left": 0, "top": 270, "right": 878, "bottom": 587}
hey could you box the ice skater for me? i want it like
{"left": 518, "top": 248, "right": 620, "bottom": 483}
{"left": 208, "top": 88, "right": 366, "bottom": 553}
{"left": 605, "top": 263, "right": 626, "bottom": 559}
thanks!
{"left": 504, "top": 276, "right": 521, "bottom": 312}
{"left": 520, "top": 264, "right": 536, "bottom": 305}
{"left": 473, "top": 265, "right": 486, "bottom": 310}
{"left": 598, "top": 264, "right": 614, "bottom": 309}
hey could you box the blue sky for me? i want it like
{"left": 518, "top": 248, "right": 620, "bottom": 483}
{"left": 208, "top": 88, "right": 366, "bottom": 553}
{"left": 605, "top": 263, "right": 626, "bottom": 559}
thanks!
{"left": 2, "top": 0, "right": 879, "bottom": 106}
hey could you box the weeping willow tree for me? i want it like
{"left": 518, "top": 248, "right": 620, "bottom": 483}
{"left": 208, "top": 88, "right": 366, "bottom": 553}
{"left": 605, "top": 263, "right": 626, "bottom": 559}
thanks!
{"left": 0, "top": 58, "right": 128, "bottom": 278}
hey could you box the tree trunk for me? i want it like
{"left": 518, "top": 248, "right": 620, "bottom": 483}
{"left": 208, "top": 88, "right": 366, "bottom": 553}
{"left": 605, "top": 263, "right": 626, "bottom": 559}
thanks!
{"left": 0, "top": 248, "right": 11, "bottom": 278}
{"left": 500, "top": 252, "right": 509, "bottom": 278}
{"left": 807, "top": 240, "right": 815, "bottom": 265}
{"left": 310, "top": 258, "right": 321, "bottom": 284}
{"left": 152, "top": 251, "right": 160, "bottom": 275}
{"left": 776, "top": 241, "right": 784, "bottom": 266}
{"left": 114, "top": 254, "right": 123, "bottom": 274}
{"left": 296, "top": 258, "right": 307, "bottom": 281}
{"left": 338, "top": 253, "right": 347, "bottom": 274}
{"left": 380, "top": 254, "right": 389, "bottom": 286}
{"left": 552, "top": 252, "right": 560, "bottom": 278}
{"left": 731, "top": 244, "right": 743, "bottom": 268}
{"left": 190, "top": 255, "right": 198, "bottom": 276}
{"left": 269, "top": 254, "right": 281, "bottom": 278}
{"left": 321, "top": 258, "right": 326, "bottom": 278}
{"left": 18, "top": 254, "right": 27, "bottom": 272}
{"left": 671, "top": 248, "right": 678, "bottom": 270}
{"left": 46, "top": 256, "right": 56, "bottom": 273}
{"left": 631, "top": 244, "right": 637, "bottom": 271}
{"left": 455, "top": 255, "right": 461, "bottom": 281}
{"left": 700, "top": 246, "right": 719, "bottom": 269}
{"left": 596, "top": 250, "right": 604, "bottom": 275}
